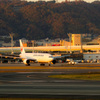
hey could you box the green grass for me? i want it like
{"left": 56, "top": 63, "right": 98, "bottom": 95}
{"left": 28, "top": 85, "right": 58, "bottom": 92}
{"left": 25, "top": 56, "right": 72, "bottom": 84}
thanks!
{"left": 48, "top": 73, "right": 100, "bottom": 81}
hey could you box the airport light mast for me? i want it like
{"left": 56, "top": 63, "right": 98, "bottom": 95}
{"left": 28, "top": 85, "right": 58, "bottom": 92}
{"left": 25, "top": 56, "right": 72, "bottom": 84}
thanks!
{"left": 9, "top": 33, "right": 14, "bottom": 54}
{"left": 32, "top": 40, "right": 34, "bottom": 53}
{"left": 68, "top": 33, "right": 72, "bottom": 54}
{"left": 80, "top": 34, "right": 83, "bottom": 53}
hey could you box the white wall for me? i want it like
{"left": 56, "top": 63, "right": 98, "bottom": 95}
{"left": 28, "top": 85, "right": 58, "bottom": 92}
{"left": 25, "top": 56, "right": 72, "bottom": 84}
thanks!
{"left": 83, "top": 53, "right": 100, "bottom": 61}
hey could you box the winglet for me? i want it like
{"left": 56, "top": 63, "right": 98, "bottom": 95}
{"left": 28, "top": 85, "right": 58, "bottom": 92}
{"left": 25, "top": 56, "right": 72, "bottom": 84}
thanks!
{"left": 19, "top": 39, "right": 25, "bottom": 54}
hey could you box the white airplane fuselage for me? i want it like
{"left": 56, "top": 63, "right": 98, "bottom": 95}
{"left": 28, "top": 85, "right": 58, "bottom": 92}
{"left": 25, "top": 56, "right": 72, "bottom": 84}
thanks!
{"left": 20, "top": 53, "right": 54, "bottom": 63}
{"left": 19, "top": 39, "right": 55, "bottom": 66}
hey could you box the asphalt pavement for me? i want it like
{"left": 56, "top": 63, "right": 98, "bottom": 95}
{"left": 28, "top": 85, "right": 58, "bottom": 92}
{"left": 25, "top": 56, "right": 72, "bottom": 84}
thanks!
{"left": 0, "top": 63, "right": 100, "bottom": 99}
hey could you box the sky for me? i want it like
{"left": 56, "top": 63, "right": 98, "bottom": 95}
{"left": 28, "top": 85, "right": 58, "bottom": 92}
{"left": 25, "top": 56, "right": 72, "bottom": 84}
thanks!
{"left": 25, "top": 0, "right": 96, "bottom": 3}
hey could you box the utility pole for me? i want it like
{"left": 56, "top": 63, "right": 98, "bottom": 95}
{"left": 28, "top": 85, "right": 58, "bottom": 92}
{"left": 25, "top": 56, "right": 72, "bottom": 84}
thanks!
{"left": 32, "top": 40, "right": 34, "bottom": 53}
{"left": 68, "top": 33, "right": 72, "bottom": 54}
{"left": 9, "top": 33, "right": 14, "bottom": 54}
{"left": 80, "top": 34, "right": 83, "bottom": 53}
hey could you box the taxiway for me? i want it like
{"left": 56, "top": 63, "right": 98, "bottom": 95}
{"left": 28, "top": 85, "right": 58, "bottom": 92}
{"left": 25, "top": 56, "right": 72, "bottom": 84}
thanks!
{"left": 0, "top": 63, "right": 100, "bottom": 99}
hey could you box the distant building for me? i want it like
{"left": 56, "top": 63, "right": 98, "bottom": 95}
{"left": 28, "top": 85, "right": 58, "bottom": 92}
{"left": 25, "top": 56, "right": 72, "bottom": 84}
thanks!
{"left": 83, "top": 53, "right": 100, "bottom": 63}
{"left": 86, "top": 35, "right": 100, "bottom": 45}
{"left": 71, "top": 34, "right": 81, "bottom": 46}
{"left": 2, "top": 43, "right": 12, "bottom": 47}
{"left": 60, "top": 34, "right": 82, "bottom": 46}
{"left": 22, "top": 43, "right": 27, "bottom": 47}
{"left": 22, "top": 41, "right": 33, "bottom": 47}
{"left": 60, "top": 40, "right": 70, "bottom": 46}
{"left": 21, "top": 38, "right": 28, "bottom": 43}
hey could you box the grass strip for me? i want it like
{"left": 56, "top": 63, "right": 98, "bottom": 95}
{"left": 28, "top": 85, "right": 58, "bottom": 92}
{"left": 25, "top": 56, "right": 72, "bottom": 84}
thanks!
{"left": 48, "top": 73, "right": 100, "bottom": 81}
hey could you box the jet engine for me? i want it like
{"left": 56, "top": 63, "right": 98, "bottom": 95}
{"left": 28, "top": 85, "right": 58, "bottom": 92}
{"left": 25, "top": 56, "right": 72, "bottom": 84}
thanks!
{"left": 23, "top": 59, "right": 30, "bottom": 66}
{"left": 52, "top": 60, "right": 56, "bottom": 64}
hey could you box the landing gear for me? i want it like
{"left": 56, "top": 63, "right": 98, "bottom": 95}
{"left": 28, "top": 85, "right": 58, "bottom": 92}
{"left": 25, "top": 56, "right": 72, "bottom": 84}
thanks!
{"left": 48, "top": 64, "right": 51, "bottom": 66}
{"left": 25, "top": 63, "right": 30, "bottom": 66}
{"left": 40, "top": 63, "right": 51, "bottom": 66}
{"left": 52, "top": 60, "right": 56, "bottom": 64}
{"left": 40, "top": 63, "right": 45, "bottom": 66}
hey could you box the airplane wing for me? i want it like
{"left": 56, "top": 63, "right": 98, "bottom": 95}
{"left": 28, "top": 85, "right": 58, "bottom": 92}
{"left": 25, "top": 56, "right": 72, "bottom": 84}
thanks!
{"left": 52, "top": 54, "right": 70, "bottom": 64}
{"left": 0, "top": 54, "right": 20, "bottom": 59}
{"left": 0, "top": 54, "right": 37, "bottom": 64}
{"left": 53, "top": 54, "right": 70, "bottom": 59}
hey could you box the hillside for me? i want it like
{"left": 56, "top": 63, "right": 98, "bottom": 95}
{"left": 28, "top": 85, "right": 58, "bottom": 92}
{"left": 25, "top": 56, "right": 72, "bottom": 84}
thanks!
{"left": 0, "top": 0, "right": 100, "bottom": 40}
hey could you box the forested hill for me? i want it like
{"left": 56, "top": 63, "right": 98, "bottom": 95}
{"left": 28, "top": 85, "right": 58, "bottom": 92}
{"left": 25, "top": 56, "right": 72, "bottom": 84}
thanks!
{"left": 0, "top": 0, "right": 100, "bottom": 40}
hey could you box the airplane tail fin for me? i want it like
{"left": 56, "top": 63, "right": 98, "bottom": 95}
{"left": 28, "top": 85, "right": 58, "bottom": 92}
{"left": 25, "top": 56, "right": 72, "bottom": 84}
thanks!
{"left": 19, "top": 39, "right": 25, "bottom": 54}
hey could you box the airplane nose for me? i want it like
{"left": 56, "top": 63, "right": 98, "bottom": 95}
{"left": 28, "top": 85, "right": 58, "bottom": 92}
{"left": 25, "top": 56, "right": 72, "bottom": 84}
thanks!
{"left": 50, "top": 57, "right": 54, "bottom": 61}
{"left": 49, "top": 57, "right": 53, "bottom": 61}
{"left": 48, "top": 56, "right": 54, "bottom": 62}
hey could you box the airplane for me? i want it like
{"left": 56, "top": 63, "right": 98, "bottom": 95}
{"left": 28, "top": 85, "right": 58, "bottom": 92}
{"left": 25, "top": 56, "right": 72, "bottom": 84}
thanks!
{"left": 19, "top": 39, "right": 57, "bottom": 66}
{"left": 0, "top": 40, "right": 70, "bottom": 66}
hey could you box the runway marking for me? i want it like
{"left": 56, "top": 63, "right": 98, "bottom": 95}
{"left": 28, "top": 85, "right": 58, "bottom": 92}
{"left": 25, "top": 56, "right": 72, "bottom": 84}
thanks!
{"left": 0, "top": 64, "right": 100, "bottom": 72}
{"left": 16, "top": 72, "right": 65, "bottom": 74}
{"left": 0, "top": 66, "right": 100, "bottom": 69}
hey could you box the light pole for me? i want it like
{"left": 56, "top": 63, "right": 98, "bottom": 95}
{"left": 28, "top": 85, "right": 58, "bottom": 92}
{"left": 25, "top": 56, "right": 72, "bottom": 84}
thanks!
{"left": 32, "top": 40, "right": 34, "bottom": 53}
{"left": 9, "top": 33, "right": 14, "bottom": 54}
{"left": 68, "top": 33, "right": 72, "bottom": 54}
{"left": 80, "top": 34, "right": 83, "bottom": 53}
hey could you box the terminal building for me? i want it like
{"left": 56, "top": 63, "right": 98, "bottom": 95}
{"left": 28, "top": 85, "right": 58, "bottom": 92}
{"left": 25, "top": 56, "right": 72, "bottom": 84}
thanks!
{"left": 0, "top": 33, "right": 100, "bottom": 63}
{"left": 2, "top": 33, "right": 99, "bottom": 53}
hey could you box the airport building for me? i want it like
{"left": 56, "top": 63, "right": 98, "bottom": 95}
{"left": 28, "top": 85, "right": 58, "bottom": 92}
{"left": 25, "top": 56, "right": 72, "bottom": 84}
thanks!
{"left": 60, "top": 34, "right": 82, "bottom": 46}
{"left": 0, "top": 34, "right": 100, "bottom": 53}
{"left": 71, "top": 34, "right": 82, "bottom": 46}
{"left": 1, "top": 34, "right": 100, "bottom": 63}
{"left": 83, "top": 53, "right": 100, "bottom": 63}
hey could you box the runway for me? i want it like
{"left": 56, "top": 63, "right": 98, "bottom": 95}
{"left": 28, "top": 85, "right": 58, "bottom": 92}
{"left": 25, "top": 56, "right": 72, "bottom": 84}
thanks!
{"left": 0, "top": 63, "right": 100, "bottom": 99}
{"left": 0, "top": 63, "right": 100, "bottom": 73}
{"left": 0, "top": 72, "right": 100, "bottom": 98}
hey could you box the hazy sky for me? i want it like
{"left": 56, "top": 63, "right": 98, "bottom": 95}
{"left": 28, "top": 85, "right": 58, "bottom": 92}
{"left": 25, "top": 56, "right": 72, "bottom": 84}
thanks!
{"left": 26, "top": 0, "right": 96, "bottom": 3}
